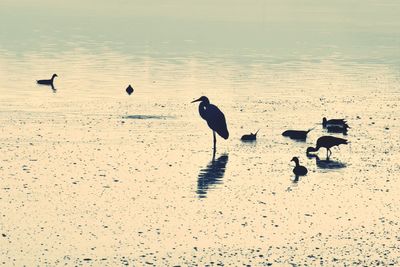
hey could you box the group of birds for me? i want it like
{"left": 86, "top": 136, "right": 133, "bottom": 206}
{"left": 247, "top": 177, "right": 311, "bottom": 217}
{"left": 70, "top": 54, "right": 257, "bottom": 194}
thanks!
{"left": 36, "top": 75, "right": 349, "bottom": 182}
{"left": 191, "top": 96, "right": 350, "bottom": 181}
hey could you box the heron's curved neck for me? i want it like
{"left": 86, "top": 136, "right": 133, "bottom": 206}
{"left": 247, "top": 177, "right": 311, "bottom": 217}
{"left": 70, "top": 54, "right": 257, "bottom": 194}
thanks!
{"left": 198, "top": 101, "right": 209, "bottom": 119}
{"left": 293, "top": 159, "right": 299, "bottom": 166}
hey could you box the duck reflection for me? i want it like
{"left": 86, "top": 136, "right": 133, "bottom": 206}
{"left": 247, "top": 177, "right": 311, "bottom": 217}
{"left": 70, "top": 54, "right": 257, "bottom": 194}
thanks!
{"left": 307, "top": 154, "right": 346, "bottom": 169}
{"left": 196, "top": 154, "right": 229, "bottom": 198}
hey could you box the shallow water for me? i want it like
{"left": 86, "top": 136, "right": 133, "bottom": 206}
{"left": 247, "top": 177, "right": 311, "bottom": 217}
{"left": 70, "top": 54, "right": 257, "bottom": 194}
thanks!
{"left": 1, "top": 1, "right": 400, "bottom": 266}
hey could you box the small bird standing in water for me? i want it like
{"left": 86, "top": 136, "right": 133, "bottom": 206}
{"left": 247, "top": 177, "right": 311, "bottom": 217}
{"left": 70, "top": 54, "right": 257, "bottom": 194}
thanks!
{"left": 291, "top": 157, "right": 308, "bottom": 180}
{"left": 126, "top": 85, "right": 134, "bottom": 95}
{"left": 37, "top": 74, "right": 58, "bottom": 89}
{"left": 192, "top": 96, "right": 229, "bottom": 157}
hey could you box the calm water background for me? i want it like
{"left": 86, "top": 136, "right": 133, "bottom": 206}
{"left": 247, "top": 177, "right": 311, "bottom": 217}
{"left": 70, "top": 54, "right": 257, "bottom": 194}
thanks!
{"left": 0, "top": 1, "right": 399, "bottom": 265}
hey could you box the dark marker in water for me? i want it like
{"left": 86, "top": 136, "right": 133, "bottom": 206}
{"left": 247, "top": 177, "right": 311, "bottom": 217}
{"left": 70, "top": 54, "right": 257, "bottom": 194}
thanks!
{"left": 126, "top": 85, "right": 134, "bottom": 95}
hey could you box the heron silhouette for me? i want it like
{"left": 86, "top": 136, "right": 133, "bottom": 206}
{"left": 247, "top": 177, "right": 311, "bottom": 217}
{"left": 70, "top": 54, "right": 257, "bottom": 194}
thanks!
{"left": 192, "top": 96, "right": 229, "bottom": 156}
{"left": 37, "top": 74, "right": 57, "bottom": 90}
{"left": 307, "top": 136, "right": 348, "bottom": 158}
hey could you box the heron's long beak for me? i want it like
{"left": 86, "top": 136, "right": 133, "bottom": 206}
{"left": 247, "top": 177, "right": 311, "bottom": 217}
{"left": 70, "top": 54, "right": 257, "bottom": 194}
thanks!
{"left": 191, "top": 97, "right": 201, "bottom": 103}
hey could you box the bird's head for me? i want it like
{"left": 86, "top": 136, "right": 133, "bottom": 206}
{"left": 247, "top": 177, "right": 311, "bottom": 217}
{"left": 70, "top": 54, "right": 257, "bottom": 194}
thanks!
{"left": 291, "top": 157, "right": 299, "bottom": 164}
{"left": 191, "top": 96, "right": 209, "bottom": 104}
{"left": 322, "top": 117, "right": 327, "bottom": 125}
{"left": 52, "top": 74, "right": 58, "bottom": 79}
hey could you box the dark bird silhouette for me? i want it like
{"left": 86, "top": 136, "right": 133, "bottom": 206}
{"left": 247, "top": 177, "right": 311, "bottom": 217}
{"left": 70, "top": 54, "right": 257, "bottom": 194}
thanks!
{"left": 291, "top": 157, "right": 308, "bottom": 182}
{"left": 282, "top": 128, "right": 313, "bottom": 141}
{"left": 196, "top": 154, "right": 229, "bottom": 198}
{"left": 241, "top": 129, "right": 259, "bottom": 142}
{"left": 307, "top": 136, "right": 348, "bottom": 158}
{"left": 192, "top": 96, "right": 229, "bottom": 156}
{"left": 37, "top": 74, "right": 57, "bottom": 89}
{"left": 322, "top": 117, "right": 349, "bottom": 129}
{"left": 126, "top": 85, "right": 134, "bottom": 95}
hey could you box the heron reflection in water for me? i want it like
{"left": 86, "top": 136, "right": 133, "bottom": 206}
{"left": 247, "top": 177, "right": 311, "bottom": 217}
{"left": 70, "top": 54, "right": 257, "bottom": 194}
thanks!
{"left": 196, "top": 154, "right": 229, "bottom": 198}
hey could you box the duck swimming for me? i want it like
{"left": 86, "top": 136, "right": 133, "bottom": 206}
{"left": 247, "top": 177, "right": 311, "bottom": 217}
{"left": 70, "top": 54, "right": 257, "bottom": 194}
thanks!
{"left": 241, "top": 130, "right": 259, "bottom": 142}
{"left": 291, "top": 157, "right": 308, "bottom": 177}
{"left": 282, "top": 128, "right": 313, "bottom": 141}
{"left": 307, "top": 135, "right": 348, "bottom": 158}
{"left": 37, "top": 74, "right": 58, "bottom": 89}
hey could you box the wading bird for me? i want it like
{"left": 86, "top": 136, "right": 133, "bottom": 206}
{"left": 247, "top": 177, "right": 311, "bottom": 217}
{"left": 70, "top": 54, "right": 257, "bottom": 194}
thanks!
{"left": 241, "top": 129, "right": 259, "bottom": 142}
{"left": 291, "top": 157, "right": 308, "bottom": 179}
{"left": 192, "top": 96, "right": 229, "bottom": 156}
{"left": 307, "top": 136, "right": 348, "bottom": 158}
{"left": 37, "top": 74, "right": 58, "bottom": 89}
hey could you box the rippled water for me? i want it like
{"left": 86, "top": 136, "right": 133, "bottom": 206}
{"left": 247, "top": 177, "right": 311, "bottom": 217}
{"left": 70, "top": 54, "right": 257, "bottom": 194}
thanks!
{"left": 1, "top": 1, "right": 400, "bottom": 265}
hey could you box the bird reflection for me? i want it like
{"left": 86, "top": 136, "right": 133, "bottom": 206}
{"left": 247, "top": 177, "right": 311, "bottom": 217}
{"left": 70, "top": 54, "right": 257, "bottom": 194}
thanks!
{"left": 196, "top": 154, "right": 229, "bottom": 198}
{"left": 307, "top": 154, "right": 346, "bottom": 169}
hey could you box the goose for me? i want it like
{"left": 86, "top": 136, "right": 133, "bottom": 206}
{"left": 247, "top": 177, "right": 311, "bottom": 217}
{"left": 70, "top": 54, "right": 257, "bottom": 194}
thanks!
{"left": 291, "top": 157, "right": 308, "bottom": 177}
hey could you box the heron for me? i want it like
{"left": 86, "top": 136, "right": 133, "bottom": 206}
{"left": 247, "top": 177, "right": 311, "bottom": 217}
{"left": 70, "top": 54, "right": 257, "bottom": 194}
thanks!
{"left": 291, "top": 157, "right": 308, "bottom": 180}
{"left": 37, "top": 74, "right": 58, "bottom": 90}
{"left": 191, "top": 96, "right": 229, "bottom": 156}
{"left": 307, "top": 136, "right": 348, "bottom": 158}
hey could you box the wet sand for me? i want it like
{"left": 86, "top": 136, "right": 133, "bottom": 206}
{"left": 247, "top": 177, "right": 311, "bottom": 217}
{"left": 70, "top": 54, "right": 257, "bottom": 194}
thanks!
{"left": 0, "top": 51, "right": 399, "bottom": 265}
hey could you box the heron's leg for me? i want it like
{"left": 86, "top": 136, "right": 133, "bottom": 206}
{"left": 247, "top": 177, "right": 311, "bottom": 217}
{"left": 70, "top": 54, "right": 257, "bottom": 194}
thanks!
{"left": 213, "top": 131, "right": 216, "bottom": 149}
{"left": 212, "top": 131, "right": 216, "bottom": 160}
